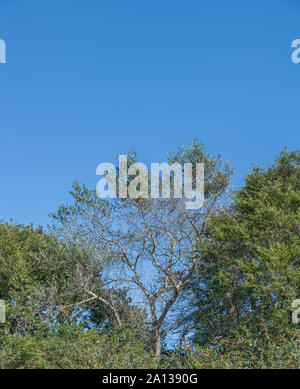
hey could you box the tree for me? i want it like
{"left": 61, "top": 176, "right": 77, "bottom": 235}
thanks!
{"left": 50, "top": 140, "right": 232, "bottom": 358}
{"left": 190, "top": 149, "right": 300, "bottom": 366}
{"left": 0, "top": 222, "right": 52, "bottom": 337}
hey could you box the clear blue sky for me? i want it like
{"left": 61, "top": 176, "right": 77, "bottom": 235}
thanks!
{"left": 0, "top": 0, "right": 299, "bottom": 227}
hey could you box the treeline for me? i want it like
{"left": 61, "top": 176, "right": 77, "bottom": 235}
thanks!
{"left": 0, "top": 141, "right": 299, "bottom": 369}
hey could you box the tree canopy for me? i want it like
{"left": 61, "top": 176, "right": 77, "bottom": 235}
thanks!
{"left": 0, "top": 142, "right": 299, "bottom": 369}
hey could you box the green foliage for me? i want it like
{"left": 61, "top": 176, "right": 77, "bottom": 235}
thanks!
{"left": 191, "top": 149, "right": 300, "bottom": 366}
{"left": 0, "top": 145, "right": 299, "bottom": 369}
{"left": 168, "top": 139, "right": 233, "bottom": 198}
{"left": 0, "top": 222, "right": 51, "bottom": 336}
{"left": 181, "top": 336, "right": 299, "bottom": 369}
{"left": 0, "top": 325, "right": 159, "bottom": 369}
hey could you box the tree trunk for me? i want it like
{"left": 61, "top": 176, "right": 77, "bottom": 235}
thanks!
{"left": 154, "top": 328, "right": 161, "bottom": 360}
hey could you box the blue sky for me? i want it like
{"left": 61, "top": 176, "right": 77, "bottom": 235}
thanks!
{"left": 0, "top": 0, "right": 299, "bottom": 227}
